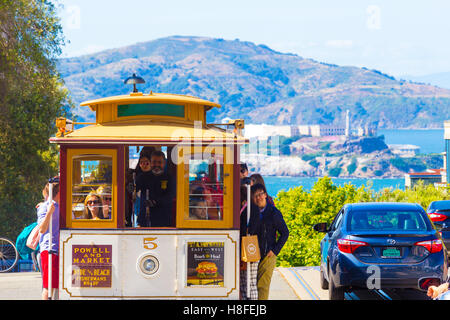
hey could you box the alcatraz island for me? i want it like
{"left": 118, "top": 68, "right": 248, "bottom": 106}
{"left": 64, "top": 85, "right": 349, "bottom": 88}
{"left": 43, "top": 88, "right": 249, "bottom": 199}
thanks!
{"left": 241, "top": 120, "right": 443, "bottom": 179}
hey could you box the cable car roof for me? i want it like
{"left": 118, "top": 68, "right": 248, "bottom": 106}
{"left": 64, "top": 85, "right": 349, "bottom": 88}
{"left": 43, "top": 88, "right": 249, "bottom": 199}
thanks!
{"left": 50, "top": 120, "right": 247, "bottom": 145}
{"left": 52, "top": 83, "right": 247, "bottom": 144}
{"left": 80, "top": 92, "right": 221, "bottom": 111}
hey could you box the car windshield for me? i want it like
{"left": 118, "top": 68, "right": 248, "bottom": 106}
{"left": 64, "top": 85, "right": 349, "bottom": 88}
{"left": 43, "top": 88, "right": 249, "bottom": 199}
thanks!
{"left": 429, "top": 201, "right": 450, "bottom": 210}
{"left": 348, "top": 210, "right": 429, "bottom": 232}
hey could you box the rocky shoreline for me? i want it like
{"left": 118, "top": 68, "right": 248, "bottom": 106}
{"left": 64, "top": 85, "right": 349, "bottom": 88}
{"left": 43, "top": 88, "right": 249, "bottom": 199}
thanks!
{"left": 242, "top": 154, "right": 405, "bottom": 178}
{"left": 241, "top": 135, "right": 443, "bottom": 179}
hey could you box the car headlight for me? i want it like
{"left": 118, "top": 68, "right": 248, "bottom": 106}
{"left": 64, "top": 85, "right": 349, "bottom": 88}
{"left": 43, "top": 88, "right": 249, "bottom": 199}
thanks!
{"left": 139, "top": 255, "right": 159, "bottom": 275}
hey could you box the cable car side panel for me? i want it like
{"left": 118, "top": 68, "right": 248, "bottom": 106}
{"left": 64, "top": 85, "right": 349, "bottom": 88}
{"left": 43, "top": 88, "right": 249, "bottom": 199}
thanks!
{"left": 59, "top": 229, "right": 239, "bottom": 299}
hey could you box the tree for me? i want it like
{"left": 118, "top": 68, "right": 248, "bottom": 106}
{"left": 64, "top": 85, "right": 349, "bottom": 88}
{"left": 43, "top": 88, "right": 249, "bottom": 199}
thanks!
{"left": 0, "top": 0, "right": 72, "bottom": 240}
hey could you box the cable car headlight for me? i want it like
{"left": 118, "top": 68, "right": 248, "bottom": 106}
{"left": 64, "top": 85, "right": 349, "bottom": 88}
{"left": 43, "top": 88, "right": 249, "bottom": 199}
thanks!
{"left": 139, "top": 255, "right": 159, "bottom": 275}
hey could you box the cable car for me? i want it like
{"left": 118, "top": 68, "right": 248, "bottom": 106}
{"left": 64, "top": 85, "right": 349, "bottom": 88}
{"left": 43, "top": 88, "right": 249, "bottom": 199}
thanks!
{"left": 50, "top": 75, "right": 247, "bottom": 299}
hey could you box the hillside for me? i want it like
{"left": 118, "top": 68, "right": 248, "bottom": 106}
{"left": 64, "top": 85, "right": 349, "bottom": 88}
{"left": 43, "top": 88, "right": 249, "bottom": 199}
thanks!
{"left": 402, "top": 72, "right": 450, "bottom": 90}
{"left": 58, "top": 36, "right": 450, "bottom": 128}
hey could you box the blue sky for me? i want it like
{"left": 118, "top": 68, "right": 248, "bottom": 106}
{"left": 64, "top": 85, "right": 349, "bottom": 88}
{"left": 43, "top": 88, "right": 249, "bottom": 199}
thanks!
{"left": 56, "top": 0, "right": 450, "bottom": 78}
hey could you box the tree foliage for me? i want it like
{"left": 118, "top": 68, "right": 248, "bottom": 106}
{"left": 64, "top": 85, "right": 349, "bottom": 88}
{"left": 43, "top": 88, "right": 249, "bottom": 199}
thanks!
{"left": 275, "top": 177, "right": 450, "bottom": 267}
{"left": 0, "top": 0, "right": 72, "bottom": 240}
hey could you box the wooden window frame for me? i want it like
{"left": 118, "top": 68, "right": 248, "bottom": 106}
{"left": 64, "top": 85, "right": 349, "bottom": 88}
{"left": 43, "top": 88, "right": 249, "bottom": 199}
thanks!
{"left": 176, "top": 146, "right": 234, "bottom": 229}
{"left": 66, "top": 148, "right": 118, "bottom": 229}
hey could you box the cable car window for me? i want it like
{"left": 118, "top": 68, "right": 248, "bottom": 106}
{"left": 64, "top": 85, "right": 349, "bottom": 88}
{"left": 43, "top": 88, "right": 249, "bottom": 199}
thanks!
{"left": 126, "top": 145, "right": 176, "bottom": 228}
{"left": 187, "top": 155, "right": 224, "bottom": 221}
{"left": 72, "top": 155, "right": 113, "bottom": 220}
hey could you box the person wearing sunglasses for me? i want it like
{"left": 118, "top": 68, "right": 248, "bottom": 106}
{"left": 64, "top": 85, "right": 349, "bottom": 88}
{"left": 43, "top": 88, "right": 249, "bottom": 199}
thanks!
{"left": 83, "top": 193, "right": 104, "bottom": 220}
{"left": 96, "top": 185, "right": 112, "bottom": 219}
{"left": 240, "top": 163, "right": 249, "bottom": 180}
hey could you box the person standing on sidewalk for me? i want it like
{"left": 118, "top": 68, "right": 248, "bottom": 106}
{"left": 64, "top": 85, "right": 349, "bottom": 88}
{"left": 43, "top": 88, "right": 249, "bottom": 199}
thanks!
{"left": 251, "top": 183, "right": 289, "bottom": 300}
{"left": 239, "top": 185, "right": 260, "bottom": 299}
{"left": 37, "top": 179, "right": 60, "bottom": 300}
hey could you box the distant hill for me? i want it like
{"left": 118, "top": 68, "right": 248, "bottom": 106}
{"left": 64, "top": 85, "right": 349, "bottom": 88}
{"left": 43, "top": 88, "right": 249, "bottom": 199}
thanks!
{"left": 58, "top": 36, "right": 450, "bottom": 128}
{"left": 401, "top": 72, "right": 450, "bottom": 90}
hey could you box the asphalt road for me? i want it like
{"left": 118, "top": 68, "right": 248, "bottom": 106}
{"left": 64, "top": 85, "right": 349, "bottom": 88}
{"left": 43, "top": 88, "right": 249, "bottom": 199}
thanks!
{"left": 278, "top": 266, "right": 431, "bottom": 300}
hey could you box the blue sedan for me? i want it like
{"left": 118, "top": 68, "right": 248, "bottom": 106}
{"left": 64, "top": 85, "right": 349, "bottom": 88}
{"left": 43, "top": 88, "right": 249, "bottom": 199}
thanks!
{"left": 427, "top": 200, "right": 450, "bottom": 257}
{"left": 313, "top": 202, "right": 448, "bottom": 300}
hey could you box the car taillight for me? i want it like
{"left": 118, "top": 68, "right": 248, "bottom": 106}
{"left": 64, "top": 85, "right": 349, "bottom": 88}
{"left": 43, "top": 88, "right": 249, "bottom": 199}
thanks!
{"left": 337, "top": 239, "right": 368, "bottom": 254}
{"left": 419, "top": 278, "right": 441, "bottom": 291}
{"left": 428, "top": 213, "right": 447, "bottom": 222}
{"left": 415, "top": 239, "right": 443, "bottom": 253}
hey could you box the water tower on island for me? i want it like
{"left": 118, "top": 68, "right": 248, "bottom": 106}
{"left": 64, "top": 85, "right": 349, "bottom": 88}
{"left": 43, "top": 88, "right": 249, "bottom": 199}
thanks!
{"left": 445, "top": 120, "right": 450, "bottom": 184}
{"left": 345, "top": 109, "right": 350, "bottom": 137}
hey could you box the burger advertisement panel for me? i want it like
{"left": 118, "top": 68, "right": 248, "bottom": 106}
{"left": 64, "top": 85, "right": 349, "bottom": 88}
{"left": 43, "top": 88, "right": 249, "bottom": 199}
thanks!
{"left": 186, "top": 242, "right": 225, "bottom": 287}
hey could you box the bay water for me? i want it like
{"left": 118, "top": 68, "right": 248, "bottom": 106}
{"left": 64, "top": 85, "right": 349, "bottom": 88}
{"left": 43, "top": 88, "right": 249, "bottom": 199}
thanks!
{"left": 378, "top": 128, "right": 444, "bottom": 154}
{"left": 263, "top": 176, "right": 404, "bottom": 197}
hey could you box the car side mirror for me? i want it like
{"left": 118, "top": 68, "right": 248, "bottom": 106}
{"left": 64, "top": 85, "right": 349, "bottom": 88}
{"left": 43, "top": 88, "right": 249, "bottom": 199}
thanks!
{"left": 313, "top": 222, "right": 328, "bottom": 233}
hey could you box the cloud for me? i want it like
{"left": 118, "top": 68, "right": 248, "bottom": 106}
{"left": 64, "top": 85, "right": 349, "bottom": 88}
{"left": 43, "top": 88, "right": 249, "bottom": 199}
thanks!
{"left": 325, "top": 40, "right": 353, "bottom": 48}
{"left": 64, "top": 45, "right": 107, "bottom": 58}
{"left": 62, "top": 5, "right": 81, "bottom": 30}
{"left": 366, "top": 5, "right": 381, "bottom": 30}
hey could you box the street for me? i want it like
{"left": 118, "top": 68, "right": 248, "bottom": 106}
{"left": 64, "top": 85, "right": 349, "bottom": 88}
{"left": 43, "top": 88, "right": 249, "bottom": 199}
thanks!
{"left": 0, "top": 267, "right": 434, "bottom": 300}
{"left": 278, "top": 266, "right": 431, "bottom": 300}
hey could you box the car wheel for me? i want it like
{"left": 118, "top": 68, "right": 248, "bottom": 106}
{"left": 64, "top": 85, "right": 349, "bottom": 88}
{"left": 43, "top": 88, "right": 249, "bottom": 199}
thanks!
{"left": 320, "top": 265, "right": 329, "bottom": 290}
{"left": 328, "top": 266, "right": 345, "bottom": 300}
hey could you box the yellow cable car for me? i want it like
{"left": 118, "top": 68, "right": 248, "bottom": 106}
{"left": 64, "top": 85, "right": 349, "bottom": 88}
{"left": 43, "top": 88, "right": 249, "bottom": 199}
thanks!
{"left": 51, "top": 76, "right": 248, "bottom": 299}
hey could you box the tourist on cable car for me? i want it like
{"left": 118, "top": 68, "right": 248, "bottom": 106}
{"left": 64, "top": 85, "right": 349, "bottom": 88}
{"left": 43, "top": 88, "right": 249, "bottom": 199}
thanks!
{"left": 239, "top": 184, "right": 260, "bottom": 300}
{"left": 189, "top": 194, "right": 208, "bottom": 220}
{"left": 251, "top": 183, "right": 289, "bottom": 300}
{"left": 96, "top": 185, "right": 112, "bottom": 219}
{"left": 136, "top": 150, "right": 175, "bottom": 227}
{"left": 83, "top": 192, "right": 105, "bottom": 220}
{"left": 240, "top": 163, "right": 249, "bottom": 180}
{"left": 250, "top": 173, "right": 274, "bottom": 206}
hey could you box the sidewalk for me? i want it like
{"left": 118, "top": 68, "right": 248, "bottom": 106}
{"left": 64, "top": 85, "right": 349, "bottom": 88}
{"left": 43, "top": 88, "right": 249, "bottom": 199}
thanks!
{"left": 0, "top": 268, "right": 299, "bottom": 300}
{"left": 0, "top": 272, "right": 42, "bottom": 300}
{"left": 269, "top": 268, "right": 301, "bottom": 300}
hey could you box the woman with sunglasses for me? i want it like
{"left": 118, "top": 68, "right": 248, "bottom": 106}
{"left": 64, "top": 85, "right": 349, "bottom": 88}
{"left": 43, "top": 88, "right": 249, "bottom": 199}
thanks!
{"left": 83, "top": 193, "right": 104, "bottom": 220}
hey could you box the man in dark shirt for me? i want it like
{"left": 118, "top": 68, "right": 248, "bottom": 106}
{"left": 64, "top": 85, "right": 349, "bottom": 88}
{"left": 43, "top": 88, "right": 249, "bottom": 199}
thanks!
{"left": 251, "top": 183, "right": 289, "bottom": 300}
{"left": 136, "top": 150, "right": 175, "bottom": 227}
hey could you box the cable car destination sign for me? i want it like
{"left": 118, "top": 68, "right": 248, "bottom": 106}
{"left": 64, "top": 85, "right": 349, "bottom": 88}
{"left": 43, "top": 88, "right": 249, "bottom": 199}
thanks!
{"left": 72, "top": 245, "right": 112, "bottom": 288}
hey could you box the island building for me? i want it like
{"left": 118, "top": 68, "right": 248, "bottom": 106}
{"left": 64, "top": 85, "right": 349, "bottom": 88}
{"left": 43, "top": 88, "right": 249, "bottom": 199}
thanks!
{"left": 446, "top": 120, "right": 450, "bottom": 183}
{"left": 388, "top": 144, "right": 420, "bottom": 157}
{"left": 242, "top": 109, "right": 378, "bottom": 138}
{"left": 244, "top": 123, "right": 376, "bottom": 139}
{"left": 405, "top": 168, "right": 446, "bottom": 188}
{"left": 244, "top": 124, "right": 292, "bottom": 139}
